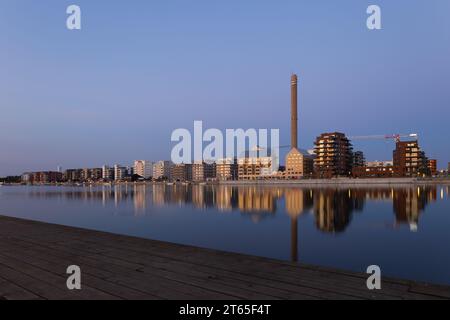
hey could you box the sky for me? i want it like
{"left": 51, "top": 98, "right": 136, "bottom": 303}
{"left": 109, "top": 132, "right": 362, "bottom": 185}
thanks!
{"left": 1, "top": 0, "right": 450, "bottom": 175}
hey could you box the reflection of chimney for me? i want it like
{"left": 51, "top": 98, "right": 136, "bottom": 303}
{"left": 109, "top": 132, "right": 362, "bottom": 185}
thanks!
{"left": 291, "top": 74, "right": 298, "bottom": 149}
{"left": 291, "top": 217, "right": 298, "bottom": 262}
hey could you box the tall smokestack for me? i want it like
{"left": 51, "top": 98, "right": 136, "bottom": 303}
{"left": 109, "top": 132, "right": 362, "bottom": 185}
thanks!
{"left": 291, "top": 74, "right": 298, "bottom": 150}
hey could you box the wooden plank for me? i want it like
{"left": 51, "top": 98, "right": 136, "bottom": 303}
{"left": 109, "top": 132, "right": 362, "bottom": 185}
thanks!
{"left": 0, "top": 277, "right": 42, "bottom": 300}
{"left": 2, "top": 237, "right": 355, "bottom": 300}
{"left": 0, "top": 215, "right": 449, "bottom": 300}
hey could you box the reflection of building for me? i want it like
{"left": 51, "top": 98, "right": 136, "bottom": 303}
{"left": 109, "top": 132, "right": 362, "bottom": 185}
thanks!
{"left": 22, "top": 183, "right": 441, "bottom": 238}
{"left": 192, "top": 185, "right": 205, "bottom": 208}
{"left": 314, "top": 132, "right": 353, "bottom": 178}
{"left": 134, "top": 160, "right": 153, "bottom": 179}
{"left": 237, "top": 187, "right": 276, "bottom": 213}
{"left": 215, "top": 186, "right": 237, "bottom": 211}
{"left": 393, "top": 141, "right": 429, "bottom": 177}
{"left": 133, "top": 184, "right": 146, "bottom": 214}
{"left": 285, "top": 189, "right": 313, "bottom": 218}
{"left": 152, "top": 184, "right": 167, "bottom": 206}
{"left": 392, "top": 187, "right": 433, "bottom": 231}
{"left": 313, "top": 189, "right": 361, "bottom": 233}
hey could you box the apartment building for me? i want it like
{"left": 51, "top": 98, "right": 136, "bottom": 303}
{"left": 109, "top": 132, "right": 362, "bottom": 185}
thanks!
{"left": 285, "top": 148, "right": 315, "bottom": 179}
{"left": 134, "top": 160, "right": 153, "bottom": 179}
{"left": 21, "top": 171, "right": 63, "bottom": 184}
{"left": 170, "top": 163, "right": 192, "bottom": 182}
{"left": 314, "top": 132, "right": 353, "bottom": 178}
{"left": 63, "top": 169, "right": 83, "bottom": 182}
{"left": 192, "top": 162, "right": 216, "bottom": 182}
{"left": 352, "top": 151, "right": 366, "bottom": 168}
{"left": 237, "top": 157, "right": 274, "bottom": 180}
{"left": 393, "top": 141, "right": 429, "bottom": 177}
{"left": 102, "top": 165, "right": 114, "bottom": 181}
{"left": 114, "top": 165, "right": 128, "bottom": 181}
{"left": 153, "top": 161, "right": 172, "bottom": 180}
{"left": 216, "top": 158, "right": 238, "bottom": 181}
{"left": 427, "top": 159, "right": 437, "bottom": 176}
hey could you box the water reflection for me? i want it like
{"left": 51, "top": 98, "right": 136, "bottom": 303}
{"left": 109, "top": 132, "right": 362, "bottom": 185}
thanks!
{"left": 6, "top": 184, "right": 450, "bottom": 284}
{"left": 22, "top": 184, "right": 447, "bottom": 232}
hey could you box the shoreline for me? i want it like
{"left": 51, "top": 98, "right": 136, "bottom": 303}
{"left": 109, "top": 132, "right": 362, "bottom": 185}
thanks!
{"left": 2, "top": 177, "right": 450, "bottom": 188}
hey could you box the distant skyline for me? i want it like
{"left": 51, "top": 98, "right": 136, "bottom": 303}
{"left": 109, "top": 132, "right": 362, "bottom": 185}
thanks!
{"left": 1, "top": 0, "right": 450, "bottom": 176}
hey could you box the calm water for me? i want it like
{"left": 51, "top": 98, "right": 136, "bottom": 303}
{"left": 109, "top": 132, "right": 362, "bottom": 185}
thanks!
{"left": 1, "top": 184, "right": 449, "bottom": 285}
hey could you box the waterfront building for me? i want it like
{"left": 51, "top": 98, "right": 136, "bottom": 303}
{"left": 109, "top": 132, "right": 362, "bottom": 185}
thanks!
{"left": 21, "top": 172, "right": 32, "bottom": 183}
{"left": 352, "top": 165, "right": 394, "bottom": 178}
{"left": 192, "top": 162, "right": 205, "bottom": 182}
{"left": 21, "top": 171, "right": 63, "bottom": 184}
{"left": 285, "top": 149, "right": 315, "bottom": 179}
{"left": 102, "top": 165, "right": 114, "bottom": 181}
{"left": 192, "top": 161, "right": 216, "bottom": 182}
{"left": 216, "top": 158, "right": 238, "bottom": 181}
{"left": 89, "top": 168, "right": 103, "bottom": 181}
{"left": 134, "top": 160, "right": 153, "bottom": 179}
{"left": 393, "top": 141, "right": 429, "bottom": 177}
{"left": 314, "top": 132, "right": 353, "bottom": 178}
{"left": 80, "top": 168, "right": 102, "bottom": 182}
{"left": 352, "top": 151, "right": 366, "bottom": 168}
{"left": 367, "top": 160, "right": 394, "bottom": 167}
{"left": 237, "top": 156, "right": 274, "bottom": 180}
{"left": 114, "top": 165, "right": 128, "bottom": 181}
{"left": 63, "top": 169, "right": 83, "bottom": 182}
{"left": 153, "top": 161, "right": 172, "bottom": 180}
{"left": 170, "top": 163, "right": 192, "bottom": 182}
{"left": 428, "top": 159, "right": 437, "bottom": 176}
{"left": 352, "top": 159, "right": 395, "bottom": 178}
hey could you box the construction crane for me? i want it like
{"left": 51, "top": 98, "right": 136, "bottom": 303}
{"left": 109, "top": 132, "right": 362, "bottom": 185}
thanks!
{"left": 349, "top": 133, "right": 418, "bottom": 143}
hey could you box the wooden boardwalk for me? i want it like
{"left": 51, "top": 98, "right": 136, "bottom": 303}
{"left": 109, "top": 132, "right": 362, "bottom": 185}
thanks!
{"left": 0, "top": 215, "right": 449, "bottom": 300}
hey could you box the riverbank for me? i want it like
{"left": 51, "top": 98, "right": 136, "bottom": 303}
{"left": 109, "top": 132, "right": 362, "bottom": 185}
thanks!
{"left": 0, "top": 215, "right": 449, "bottom": 300}
{"left": 216, "top": 177, "right": 450, "bottom": 187}
{"left": 2, "top": 177, "right": 450, "bottom": 188}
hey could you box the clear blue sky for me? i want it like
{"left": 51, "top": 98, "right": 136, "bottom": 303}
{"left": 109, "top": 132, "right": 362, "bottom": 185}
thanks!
{"left": 1, "top": 0, "right": 449, "bottom": 175}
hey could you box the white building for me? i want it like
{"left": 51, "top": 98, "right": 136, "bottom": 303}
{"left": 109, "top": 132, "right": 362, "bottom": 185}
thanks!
{"left": 237, "top": 156, "right": 274, "bottom": 180}
{"left": 134, "top": 160, "right": 153, "bottom": 179}
{"left": 153, "top": 161, "right": 172, "bottom": 180}
{"left": 102, "top": 165, "right": 114, "bottom": 180}
{"left": 114, "top": 165, "right": 127, "bottom": 181}
{"left": 367, "top": 160, "right": 394, "bottom": 167}
{"left": 216, "top": 158, "right": 238, "bottom": 181}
